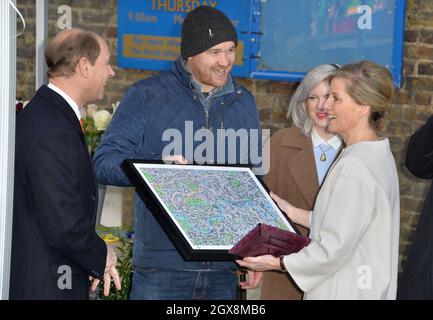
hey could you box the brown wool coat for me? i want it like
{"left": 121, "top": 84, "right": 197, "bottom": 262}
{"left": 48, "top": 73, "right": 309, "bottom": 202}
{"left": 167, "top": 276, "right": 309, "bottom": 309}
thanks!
{"left": 261, "top": 126, "right": 319, "bottom": 300}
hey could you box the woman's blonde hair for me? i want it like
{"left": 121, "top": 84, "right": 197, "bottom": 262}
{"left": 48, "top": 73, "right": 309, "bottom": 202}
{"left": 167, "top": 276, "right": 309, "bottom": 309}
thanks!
{"left": 329, "top": 60, "right": 394, "bottom": 129}
{"left": 288, "top": 64, "right": 339, "bottom": 136}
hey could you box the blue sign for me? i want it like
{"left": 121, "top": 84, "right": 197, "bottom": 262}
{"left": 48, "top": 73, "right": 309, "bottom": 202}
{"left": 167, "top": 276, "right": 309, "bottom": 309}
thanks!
{"left": 118, "top": 0, "right": 252, "bottom": 77}
{"left": 254, "top": 0, "right": 406, "bottom": 86}
{"left": 117, "top": 0, "right": 406, "bottom": 87}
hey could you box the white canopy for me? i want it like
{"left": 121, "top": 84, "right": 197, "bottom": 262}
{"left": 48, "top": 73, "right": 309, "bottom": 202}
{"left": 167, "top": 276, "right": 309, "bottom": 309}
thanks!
{"left": 0, "top": 0, "right": 48, "bottom": 299}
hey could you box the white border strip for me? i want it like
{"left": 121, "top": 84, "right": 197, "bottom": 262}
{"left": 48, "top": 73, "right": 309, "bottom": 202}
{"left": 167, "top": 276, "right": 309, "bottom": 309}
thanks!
{"left": 0, "top": 0, "right": 16, "bottom": 300}
{"left": 36, "top": 0, "right": 47, "bottom": 90}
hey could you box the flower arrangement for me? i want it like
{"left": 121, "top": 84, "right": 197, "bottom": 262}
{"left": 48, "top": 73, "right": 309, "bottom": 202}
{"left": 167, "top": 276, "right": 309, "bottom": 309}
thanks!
{"left": 16, "top": 98, "right": 29, "bottom": 113}
{"left": 16, "top": 100, "right": 23, "bottom": 113}
{"left": 80, "top": 102, "right": 119, "bottom": 155}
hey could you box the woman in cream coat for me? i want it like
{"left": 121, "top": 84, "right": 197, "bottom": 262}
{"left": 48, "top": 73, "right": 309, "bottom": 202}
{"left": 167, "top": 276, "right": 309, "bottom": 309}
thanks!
{"left": 237, "top": 61, "right": 400, "bottom": 300}
{"left": 261, "top": 64, "right": 342, "bottom": 300}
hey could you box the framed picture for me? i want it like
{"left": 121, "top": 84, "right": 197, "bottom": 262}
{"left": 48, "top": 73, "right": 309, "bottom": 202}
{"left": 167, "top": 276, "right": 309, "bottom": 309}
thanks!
{"left": 123, "top": 160, "right": 298, "bottom": 260}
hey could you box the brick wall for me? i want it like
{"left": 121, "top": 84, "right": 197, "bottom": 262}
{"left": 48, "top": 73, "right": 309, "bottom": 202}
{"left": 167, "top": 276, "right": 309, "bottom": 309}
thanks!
{"left": 396, "top": 0, "right": 433, "bottom": 269}
{"left": 15, "top": 0, "right": 433, "bottom": 271}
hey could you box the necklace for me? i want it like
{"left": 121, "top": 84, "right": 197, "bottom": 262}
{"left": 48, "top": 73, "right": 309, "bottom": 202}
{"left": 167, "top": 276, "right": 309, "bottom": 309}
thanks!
{"left": 319, "top": 144, "right": 333, "bottom": 161}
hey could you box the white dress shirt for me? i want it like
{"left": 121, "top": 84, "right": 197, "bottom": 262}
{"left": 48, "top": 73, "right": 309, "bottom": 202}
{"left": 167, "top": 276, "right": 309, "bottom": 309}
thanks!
{"left": 47, "top": 83, "right": 81, "bottom": 121}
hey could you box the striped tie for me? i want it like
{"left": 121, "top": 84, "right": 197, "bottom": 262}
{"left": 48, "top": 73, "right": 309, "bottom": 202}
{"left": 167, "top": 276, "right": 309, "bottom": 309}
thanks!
{"left": 80, "top": 118, "right": 85, "bottom": 133}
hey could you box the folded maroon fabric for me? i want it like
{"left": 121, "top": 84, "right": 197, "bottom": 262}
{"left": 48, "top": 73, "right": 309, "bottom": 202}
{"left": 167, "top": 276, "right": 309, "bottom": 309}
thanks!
{"left": 229, "top": 223, "right": 310, "bottom": 257}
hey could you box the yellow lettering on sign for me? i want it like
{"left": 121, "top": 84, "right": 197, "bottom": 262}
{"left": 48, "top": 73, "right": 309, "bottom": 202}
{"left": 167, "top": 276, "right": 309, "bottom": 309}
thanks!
{"left": 191, "top": 0, "right": 200, "bottom": 11}
{"left": 167, "top": 0, "right": 176, "bottom": 12}
{"left": 185, "top": 0, "right": 191, "bottom": 12}
{"left": 124, "top": 34, "right": 244, "bottom": 66}
{"left": 151, "top": 0, "right": 218, "bottom": 13}
{"left": 177, "top": 0, "right": 184, "bottom": 12}
{"left": 124, "top": 35, "right": 181, "bottom": 61}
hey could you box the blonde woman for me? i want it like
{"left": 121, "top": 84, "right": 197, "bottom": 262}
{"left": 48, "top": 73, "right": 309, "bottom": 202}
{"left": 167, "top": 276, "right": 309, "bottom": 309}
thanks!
{"left": 239, "top": 61, "right": 399, "bottom": 300}
{"left": 261, "top": 64, "right": 341, "bottom": 300}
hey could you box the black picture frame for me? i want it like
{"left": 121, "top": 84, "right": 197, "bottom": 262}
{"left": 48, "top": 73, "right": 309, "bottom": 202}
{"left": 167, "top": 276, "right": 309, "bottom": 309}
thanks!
{"left": 122, "top": 159, "right": 300, "bottom": 261}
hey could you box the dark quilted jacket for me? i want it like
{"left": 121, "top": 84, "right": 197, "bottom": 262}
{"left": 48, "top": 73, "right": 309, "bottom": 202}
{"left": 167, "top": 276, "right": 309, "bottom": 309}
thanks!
{"left": 93, "top": 57, "right": 261, "bottom": 270}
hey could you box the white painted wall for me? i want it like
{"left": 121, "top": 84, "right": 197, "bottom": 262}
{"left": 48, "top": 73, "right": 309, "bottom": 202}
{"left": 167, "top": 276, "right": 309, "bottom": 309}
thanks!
{"left": 36, "top": 0, "right": 47, "bottom": 90}
{"left": 0, "top": 0, "right": 16, "bottom": 300}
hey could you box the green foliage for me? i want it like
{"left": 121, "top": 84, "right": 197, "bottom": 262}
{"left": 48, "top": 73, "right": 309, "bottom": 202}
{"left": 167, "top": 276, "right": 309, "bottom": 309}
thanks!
{"left": 82, "top": 116, "right": 105, "bottom": 155}
{"left": 98, "top": 237, "right": 133, "bottom": 300}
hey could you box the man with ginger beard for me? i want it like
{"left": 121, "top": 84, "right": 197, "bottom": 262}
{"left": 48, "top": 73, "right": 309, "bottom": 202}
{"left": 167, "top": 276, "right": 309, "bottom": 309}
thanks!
{"left": 10, "top": 28, "right": 120, "bottom": 299}
{"left": 94, "top": 6, "right": 262, "bottom": 299}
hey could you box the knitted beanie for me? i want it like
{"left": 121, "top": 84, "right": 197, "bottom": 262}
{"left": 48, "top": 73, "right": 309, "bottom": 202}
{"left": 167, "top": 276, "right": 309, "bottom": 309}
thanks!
{"left": 181, "top": 6, "right": 238, "bottom": 59}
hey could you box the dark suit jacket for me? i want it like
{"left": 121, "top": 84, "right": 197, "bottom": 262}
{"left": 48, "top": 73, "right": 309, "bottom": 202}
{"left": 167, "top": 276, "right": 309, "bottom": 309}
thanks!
{"left": 398, "top": 115, "right": 433, "bottom": 299}
{"left": 10, "top": 85, "right": 107, "bottom": 300}
{"left": 261, "top": 126, "right": 320, "bottom": 300}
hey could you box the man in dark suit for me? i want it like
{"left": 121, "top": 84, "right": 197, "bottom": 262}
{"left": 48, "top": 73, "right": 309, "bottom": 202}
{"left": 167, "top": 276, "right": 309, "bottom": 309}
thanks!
{"left": 10, "top": 28, "right": 120, "bottom": 299}
{"left": 398, "top": 115, "right": 433, "bottom": 299}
